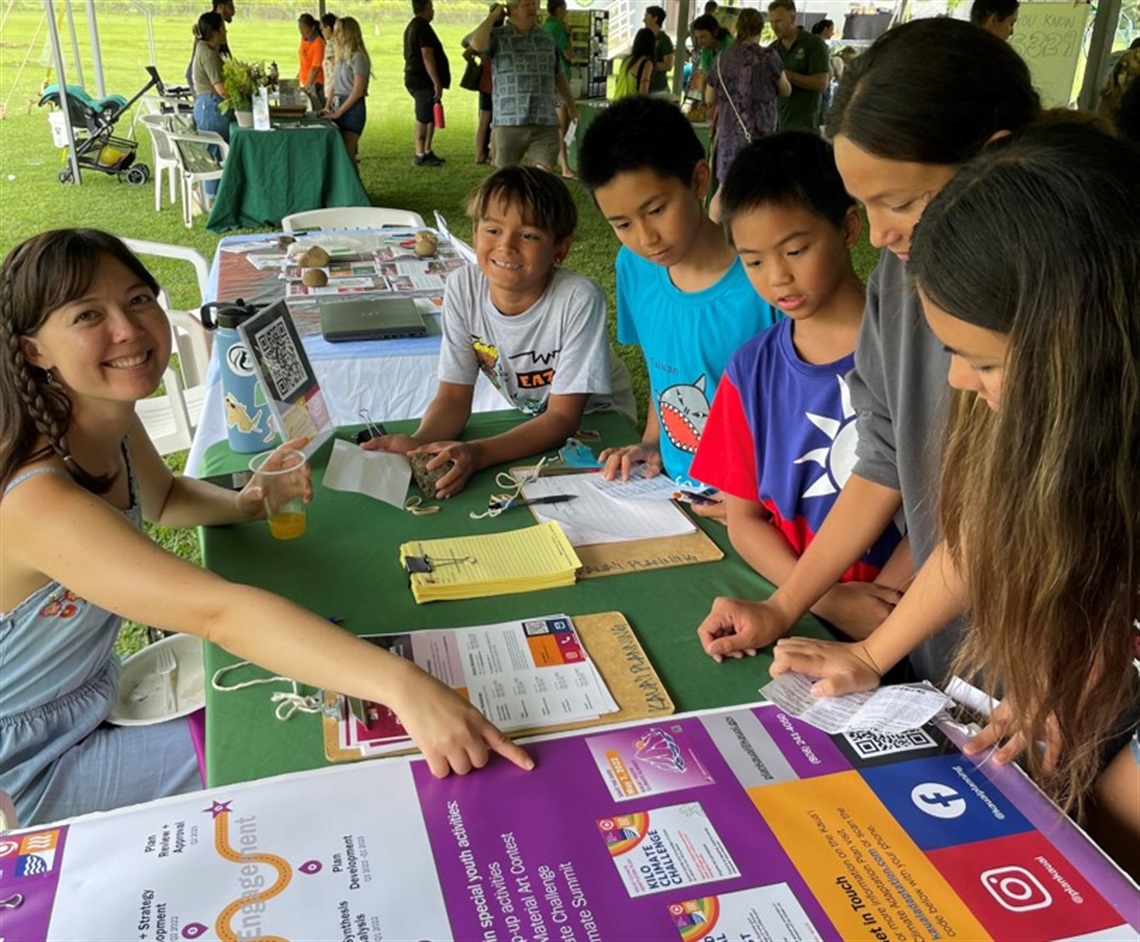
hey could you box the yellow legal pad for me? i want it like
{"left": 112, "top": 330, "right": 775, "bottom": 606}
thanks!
{"left": 399, "top": 521, "right": 582, "bottom": 603}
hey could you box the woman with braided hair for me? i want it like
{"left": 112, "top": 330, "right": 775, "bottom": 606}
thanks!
{"left": 0, "top": 230, "right": 533, "bottom": 827}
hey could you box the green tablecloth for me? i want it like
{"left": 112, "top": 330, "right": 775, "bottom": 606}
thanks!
{"left": 198, "top": 411, "right": 831, "bottom": 786}
{"left": 206, "top": 121, "right": 370, "bottom": 233}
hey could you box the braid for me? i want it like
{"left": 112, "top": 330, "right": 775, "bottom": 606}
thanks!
{"left": 0, "top": 255, "right": 111, "bottom": 493}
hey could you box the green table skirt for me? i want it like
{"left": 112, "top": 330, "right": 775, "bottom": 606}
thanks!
{"left": 198, "top": 411, "right": 831, "bottom": 785}
{"left": 207, "top": 121, "right": 371, "bottom": 232}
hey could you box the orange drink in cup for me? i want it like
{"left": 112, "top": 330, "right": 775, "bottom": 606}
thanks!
{"left": 249, "top": 448, "right": 309, "bottom": 540}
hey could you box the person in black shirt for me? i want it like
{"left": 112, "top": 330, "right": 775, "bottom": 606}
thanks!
{"left": 404, "top": 0, "right": 451, "bottom": 167}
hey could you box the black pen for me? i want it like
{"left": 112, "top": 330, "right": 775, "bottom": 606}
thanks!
{"left": 491, "top": 494, "right": 577, "bottom": 511}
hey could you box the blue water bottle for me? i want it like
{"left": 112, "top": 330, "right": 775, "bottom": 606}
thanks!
{"left": 200, "top": 301, "right": 280, "bottom": 454}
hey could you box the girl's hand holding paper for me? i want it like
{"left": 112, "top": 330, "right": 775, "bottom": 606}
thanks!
{"left": 360, "top": 433, "right": 420, "bottom": 456}
{"left": 769, "top": 637, "right": 883, "bottom": 698}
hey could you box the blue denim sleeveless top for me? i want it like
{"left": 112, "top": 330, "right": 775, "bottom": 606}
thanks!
{"left": 0, "top": 448, "right": 140, "bottom": 811}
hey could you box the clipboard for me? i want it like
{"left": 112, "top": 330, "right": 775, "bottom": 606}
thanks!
{"left": 322, "top": 611, "right": 674, "bottom": 763}
{"left": 509, "top": 464, "right": 724, "bottom": 579}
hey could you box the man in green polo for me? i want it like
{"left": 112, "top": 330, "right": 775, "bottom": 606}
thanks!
{"left": 767, "top": 0, "right": 830, "bottom": 131}
{"left": 644, "top": 5, "right": 675, "bottom": 97}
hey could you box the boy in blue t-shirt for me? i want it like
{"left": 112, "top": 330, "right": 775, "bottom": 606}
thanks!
{"left": 690, "top": 133, "right": 910, "bottom": 641}
{"left": 578, "top": 96, "right": 780, "bottom": 489}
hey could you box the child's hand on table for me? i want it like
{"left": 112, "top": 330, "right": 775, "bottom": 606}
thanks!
{"left": 697, "top": 596, "right": 788, "bottom": 661}
{"left": 769, "top": 637, "right": 884, "bottom": 697}
{"left": 360, "top": 433, "right": 420, "bottom": 456}
{"left": 812, "top": 581, "right": 903, "bottom": 641}
{"left": 412, "top": 441, "right": 477, "bottom": 499}
{"left": 599, "top": 443, "right": 662, "bottom": 481}
{"left": 391, "top": 668, "right": 535, "bottom": 777}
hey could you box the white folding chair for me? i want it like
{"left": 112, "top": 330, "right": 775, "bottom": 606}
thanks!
{"left": 122, "top": 241, "right": 212, "bottom": 455}
{"left": 123, "top": 238, "right": 210, "bottom": 305}
{"left": 281, "top": 206, "right": 426, "bottom": 232}
{"left": 137, "top": 113, "right": 181, "bottom": 213}
{"left": 165, "top": 129, "right": 230, "bottom": 228}
{"left": 135, "top": 309, "right": 210, "bottom": 455}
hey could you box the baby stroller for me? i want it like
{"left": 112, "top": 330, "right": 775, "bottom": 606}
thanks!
{"left": 38, "top": 70, "right": 159, "bottom": 185}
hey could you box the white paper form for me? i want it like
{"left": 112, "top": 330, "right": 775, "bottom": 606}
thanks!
{"left": 521, "top": 472, "right": 695, "bottom": 546}
{"left": 322, "top": 438, "right": 411, "bottom": 508}
{"left": 760, "top": 672, "right": 952, "bottom": 735}
{"left": 586, "top": 463, "right": 683, "bottom": 500}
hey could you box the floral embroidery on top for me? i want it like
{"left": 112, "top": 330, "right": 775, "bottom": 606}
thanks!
{"left": 38, "top": 589, "right": 83, "bottom": 619}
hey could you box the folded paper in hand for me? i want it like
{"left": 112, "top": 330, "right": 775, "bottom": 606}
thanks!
{"left": 761, "top": 672, "right": 952, "bottom": 735}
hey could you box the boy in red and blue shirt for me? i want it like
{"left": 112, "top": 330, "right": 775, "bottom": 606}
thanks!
{"left": 691, "top": 133, "right": 909, "bottom": 640}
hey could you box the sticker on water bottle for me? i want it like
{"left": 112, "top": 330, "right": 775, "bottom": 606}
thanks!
{"left": 226, "top": 344, "right": 256, "bottom": 377}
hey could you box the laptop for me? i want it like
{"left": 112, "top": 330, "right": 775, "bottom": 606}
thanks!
{"left": 319, "top": 297, "right": 428, "bottom": 342}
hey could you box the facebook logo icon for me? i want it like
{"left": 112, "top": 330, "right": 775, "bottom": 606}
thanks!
{"left": 910, "top": 782, "right": 968, "bottom": 819}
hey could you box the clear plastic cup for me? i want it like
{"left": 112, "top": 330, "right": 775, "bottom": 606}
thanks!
{"left": 248, "top": 448, "right": 308, "bottom": 540}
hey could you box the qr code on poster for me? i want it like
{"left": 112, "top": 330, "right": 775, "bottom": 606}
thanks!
{"left": 843, "top": 727, "right": 937, "bottom": 758}
{"left": 253, "top": 319, "right": 307, "bottom": 400}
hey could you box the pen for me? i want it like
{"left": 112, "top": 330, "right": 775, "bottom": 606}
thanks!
{"left": 491, "top": 494, "right": 577, "bottom": 511}
{"left": 326, "top": 616, "right": 344, "bottom": 624}
{"left": 674, "top": 491, "right": 719, "bottom": 506}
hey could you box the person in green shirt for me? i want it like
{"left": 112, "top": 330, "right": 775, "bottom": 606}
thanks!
{"left": 644, "top": 5, "right": 675, "bottom": 97}
{"left": 692, "top": 13, "right": 732, "bottom": 73}
{"left": 542, "top": 0, "right": 576, "bottom": 177}
{"left": 767, "top": 0, "right": 830, "bottom": 132}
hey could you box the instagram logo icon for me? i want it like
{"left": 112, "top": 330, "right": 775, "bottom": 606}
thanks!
{"left": 980, "top": 866, "right": 1053, "bottom": 911}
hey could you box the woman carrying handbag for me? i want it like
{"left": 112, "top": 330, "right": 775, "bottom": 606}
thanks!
{"left": 705, "top": 9, "right": 790, "bottom": 220}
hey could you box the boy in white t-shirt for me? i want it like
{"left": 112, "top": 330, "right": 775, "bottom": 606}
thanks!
{"left": 363, "top": 166, "right": 634, "bottom": 497}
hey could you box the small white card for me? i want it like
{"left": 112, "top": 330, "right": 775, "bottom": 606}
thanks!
{"left": 760, "top": 672, "right": 952, "bottom": 736}
{"left": 321, "top": 439, "right": 411, "bottom": 508}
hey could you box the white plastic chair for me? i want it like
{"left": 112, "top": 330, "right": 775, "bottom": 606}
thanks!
{"left": 137, "top": 113, "right": 181, "bottom": 213}
{"left": 165, "top": 129, "right": 230, "bottom": 228}
{"left": 281, "top": 206, "right": 426, "bottom": 232}
{"left": 122, "top": 240, "right": 212, "bottom": 455}
{"left": 123, "top": 238, "right": 211, "bottom": 305}
{"left": 135, "top": 309, "right": 210, "bottom": 454}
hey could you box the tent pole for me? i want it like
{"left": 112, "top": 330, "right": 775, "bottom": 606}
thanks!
{"left": 45, "top": 0, "right": 82, "bottom": 185}
{"left": 63, "top": 0, "right": 84, "bottom": 89}
{"left": 85, "top": 0, "right": 106, "bottom": 98}
{"left": 1078, "top": 0, "right": 1121, "bottom": 111}
{"left": 674, "top": 0, "right": 691, "bottom": 98}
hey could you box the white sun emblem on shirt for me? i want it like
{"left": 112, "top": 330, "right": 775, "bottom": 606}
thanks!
{"left": 793, "top": 375, "right": 858, "bottom": 498}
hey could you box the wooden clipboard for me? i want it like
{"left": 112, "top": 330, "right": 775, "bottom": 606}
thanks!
{"left": 322, "top": 611, "right": 674, "bottom": 763}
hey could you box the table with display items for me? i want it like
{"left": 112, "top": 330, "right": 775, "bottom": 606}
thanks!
{"left": 196, "top": 410, "right": 837, "bottom": 786}
{"left": 185, "top": 230, "right": 501, "bottom": 476}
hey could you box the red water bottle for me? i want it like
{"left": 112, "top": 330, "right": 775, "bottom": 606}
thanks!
{"left": 433, "top": 100, "right": 446, "bottom": 129}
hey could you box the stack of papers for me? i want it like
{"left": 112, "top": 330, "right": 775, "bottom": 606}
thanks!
{"left": 338, "top": 615, "right": 619, "bottom": 757}
{"left": 520, "top": 472, "right": 695, "bottom": 546}
{"left": 398, "top": 521, "right": 581, "bottom": 603}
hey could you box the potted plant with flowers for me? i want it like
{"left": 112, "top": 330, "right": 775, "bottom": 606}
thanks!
{"left": 219, "top": 59, "right": 264, "bottom": 127}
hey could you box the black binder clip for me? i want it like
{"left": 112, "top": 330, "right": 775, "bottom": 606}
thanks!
{"left": 403, "top": 552, "right": 475, "bottom": 585}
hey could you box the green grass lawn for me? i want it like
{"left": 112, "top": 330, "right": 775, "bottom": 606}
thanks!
{"left": 0, "top": 0, "right": 880, "bottom": 655}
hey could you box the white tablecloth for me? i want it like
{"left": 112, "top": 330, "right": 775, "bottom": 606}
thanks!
{"left": 185, "top": 234, "right": 503, "bottom": 474}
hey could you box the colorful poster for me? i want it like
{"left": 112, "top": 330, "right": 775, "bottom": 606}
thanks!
{"left": 3, "top": 704, "right": 1137, "bottom": 941}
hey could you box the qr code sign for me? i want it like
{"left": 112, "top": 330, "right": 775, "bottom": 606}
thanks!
{"left": 843, "top": 727, "right": 937, "bottom": 758}
{"left": 254, "top": 318, "right": 307, "bottom": 400}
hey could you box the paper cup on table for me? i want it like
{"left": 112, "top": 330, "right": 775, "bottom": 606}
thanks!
{"left": 249, "top": 448, "right": 308, "bottom": 540}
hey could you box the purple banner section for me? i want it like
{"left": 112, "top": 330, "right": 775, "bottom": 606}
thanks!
{"left": 412, "top": 713, "right": 838, "bottom": 940}
{"left": 756, "top": 706, "right": 851, "bottom": 778}
{"left": 0, "top": 825, "right": 69, "bottom": 942}
{"left": 937, "top": 720, "right": 1140, "bottom": 932}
